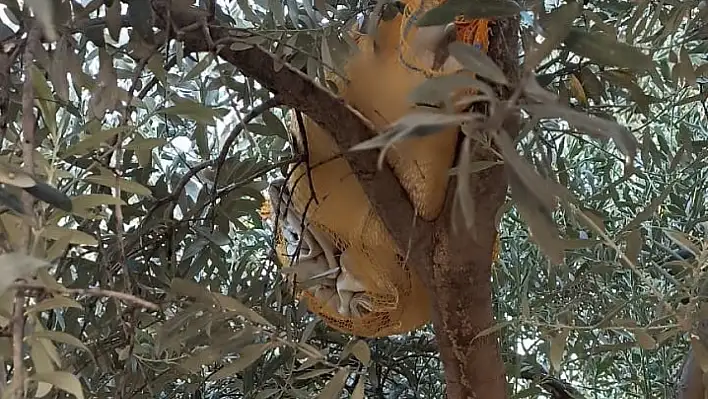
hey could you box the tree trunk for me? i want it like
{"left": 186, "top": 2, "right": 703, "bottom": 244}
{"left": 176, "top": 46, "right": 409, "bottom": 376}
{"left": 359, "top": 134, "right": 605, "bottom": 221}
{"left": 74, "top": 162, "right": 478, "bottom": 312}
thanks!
{"left": 409, "top": 18, "right": 520, "bottom": 399}
{"left": 424, "top": 168, "right": 508, "bottom": 398}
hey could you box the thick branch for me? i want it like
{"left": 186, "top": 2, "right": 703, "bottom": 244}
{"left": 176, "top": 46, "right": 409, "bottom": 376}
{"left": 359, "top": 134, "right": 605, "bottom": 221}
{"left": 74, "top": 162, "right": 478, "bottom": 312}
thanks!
{"left": 420, "top": 19, "right": 520, "bottom": 399}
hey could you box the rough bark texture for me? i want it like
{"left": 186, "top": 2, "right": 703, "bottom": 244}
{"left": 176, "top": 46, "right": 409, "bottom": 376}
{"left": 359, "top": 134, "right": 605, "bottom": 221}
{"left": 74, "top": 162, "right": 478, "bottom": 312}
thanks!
{"left": 152, "top": 2, "right": 519, "bottom": 398}
{"left": 409, "top": 18, "right": 519, "bottom": 399}
{"left": 427, "top": 176, "right": 507, "bottom": 398}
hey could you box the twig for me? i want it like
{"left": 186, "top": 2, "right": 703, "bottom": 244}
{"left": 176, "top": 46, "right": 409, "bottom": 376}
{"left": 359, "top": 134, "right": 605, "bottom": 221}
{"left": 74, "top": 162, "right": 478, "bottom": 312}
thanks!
{"left": 570, "top": 203, "right": 665, "bottom": 302}
{"left": 20, "top": 27, "right": 40, "bottom": 251}
{"left": 111, "top": 57, "right": 152, "bottom": 296}
{"left": 114, "top": 57, "right": 155, "bottom": 397}
{"left": 152, "top": 0, "right": 432, "bottom": 267}
{"left": 294, "top": 110, "right": 319, "bottom": 205}
{"left": 212, "top": 96, "right": 282, "bottom": 186}
{"left": 207, "top": 96, "right": 281, "bottom": 220}
{"left": 520, "top": 367, "right": 584, "bottom": 399}
{"left": 10, "top": 293, "right": 24, "bottom": 399}
{"left": 141, "top": 95, "right": 283, "bottom": 229}
{"left": 10, "top": 25, "right": 41, "bottom": 399}
{"left": 13, "top": 282, "right": 160, "bottom": 311}
{"left": 192, "top": 157, "right": 295, "bottom": 218}
{"left": 0, "top": 45, "right": 20, "bottom": 152}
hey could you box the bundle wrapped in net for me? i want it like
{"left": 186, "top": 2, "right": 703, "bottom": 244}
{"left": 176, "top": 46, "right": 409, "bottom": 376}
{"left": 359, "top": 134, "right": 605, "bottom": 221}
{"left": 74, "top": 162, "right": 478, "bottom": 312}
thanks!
{"left": 265, "top": 0, "right": 496, "bottom": 337}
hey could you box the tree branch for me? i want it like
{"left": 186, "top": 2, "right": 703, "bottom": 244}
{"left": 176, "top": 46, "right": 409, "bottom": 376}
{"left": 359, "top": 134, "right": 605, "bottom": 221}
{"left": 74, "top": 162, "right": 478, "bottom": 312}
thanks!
{"left": 520, "top": 367, "right": 584, "bottom": 399}
{"left": 144, "top": 96, "right": 284, "bottom": 224}
{"left": 13, "top": 282, "right": 160, "bottom": 311}
{"left": 150, "top": 0, "right": 433, "bottom": 265}
{"left": 208, "top": 96, "right": 282, "bottom": 213}
{"left": 677, "top": 348, "right": 704, "bottom": 399}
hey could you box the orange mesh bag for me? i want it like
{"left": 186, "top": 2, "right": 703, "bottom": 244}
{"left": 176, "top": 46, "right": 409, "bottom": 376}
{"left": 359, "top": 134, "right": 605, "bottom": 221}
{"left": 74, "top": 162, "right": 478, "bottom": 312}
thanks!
{"left": 265, "top": 0, "right": 496, "bottom": 337}
{"left": 279, "top": 113, "right": 430, "bottom": 336}
{"left": 341, "top": 0, "right": 493, "bottom": 222}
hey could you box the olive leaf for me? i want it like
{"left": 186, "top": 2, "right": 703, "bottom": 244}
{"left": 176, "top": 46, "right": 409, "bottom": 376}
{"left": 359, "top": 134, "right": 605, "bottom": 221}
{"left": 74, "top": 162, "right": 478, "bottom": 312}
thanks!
{"left": 31, "top": 371, "right": 85, "bottom": 399}
{"left": 494, "top": 130, "right": 566, "bottom": 264}
{"left": 525, "top": 1, "right": 582, "bottom": 70}
{"left": 26, "top": 0, "right": 58, "bottom": 41}
{"left": 0, "top": 162, "right": 72, "bottom": 212}
{"left": 316, "top": 367, "right": 350, "bottom": 399}
{"left": 522, "top": 103, "right": 637, "bottom": 162}
{"left": 409, "top": 72, "right": 497, "bottom": 108}
{"left": 448, "top": 42, "right": 509, "bottom": 85}
{"left": 563, "top": 28, "right": 654, "bottom": 72}
{"left": 349, "top": 111, "right": 473, "bottom": 168}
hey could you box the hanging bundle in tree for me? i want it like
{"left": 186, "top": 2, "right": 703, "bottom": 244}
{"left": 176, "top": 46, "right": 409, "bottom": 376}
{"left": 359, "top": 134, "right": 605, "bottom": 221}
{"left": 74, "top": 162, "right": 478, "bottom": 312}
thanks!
{"left": 267, "top": 0, "right": 495, "bottom": 337}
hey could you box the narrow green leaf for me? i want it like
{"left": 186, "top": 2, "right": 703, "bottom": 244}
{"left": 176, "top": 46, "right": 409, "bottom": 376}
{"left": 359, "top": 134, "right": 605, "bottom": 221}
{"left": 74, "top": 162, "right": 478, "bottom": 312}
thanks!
{"left": 352, "top": 377, "right": 366, "bottom": 399}
{"left": 208, "top": 343, "right": 272, "bottom": 381}
{"left": 72, "top": 194, "right": 127, "bottom": 210}
{"left": 0, "top": 253, "right": 49, "bottom": 297}
{"left": 634, "top": 329, "right": 657, "bottom": 350}
{"left": 549, "top": 328, "right": 569, "bottom": 373}
{"left": 63, "top": 126, "right": 133, "bottom": 158}
{"left": 31, "top": 371, "right": 85, "bottom": 399}
{"left": 563, "top": 28, "right": 654, "bottom": 72}
{"left": 124, "top": 137, "right": 168, "bottom": 151}
{"left": 624, "top": 229, "right": 643, "bottom": 265}
{"left": 40, "top": 225, "right": 98, "bottom": 246}
{"left": 316, "top": 367, "right": 349, "bottom": 399}
{"left": 295, "top": 368, "right": 337, "bottom": 380}
{"left": 472, "top": 321, "right": 512, "bottom": 342}
{"left": 183, "top": 53, "right": 214, "bottom": 82}
{"left": 30, "top": 65, "right": 57, "bottom": 135}
{"left": 160, "top": 100, "right": 223, "bottom": 125}
{"left": 213, "top": 292, "right": 275, "bottom": 327}
{"left": 84, "top": 175, "right": 153, "bottom": 197}
{"left": 409, "top": 72, "right": 496, "bottom": 106}
{"left": 525, "top": 1, "right": 581, "bottom": 69}
{"left": 27, "top": 296, "right": 83, "bottom": 313}
{"left": 26, "top": 0, "right": 58, "bottom": 41}
{"left": 349, "top": 340, "right": 371, "bottom": 365}
{"left": 29, "top": 331, "right": 94, "bottom": 361}
{"left": 448, "top": 42, "right": 508, "bottom": 85}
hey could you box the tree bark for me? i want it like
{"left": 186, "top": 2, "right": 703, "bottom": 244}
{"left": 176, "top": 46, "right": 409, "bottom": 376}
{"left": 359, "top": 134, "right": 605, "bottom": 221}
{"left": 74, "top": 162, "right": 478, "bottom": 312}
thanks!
{"left": 424, "top": 168, "right": 508, "bottom": 398}
{"left": 407, "top": 18, "right": 519, "bottom": 398}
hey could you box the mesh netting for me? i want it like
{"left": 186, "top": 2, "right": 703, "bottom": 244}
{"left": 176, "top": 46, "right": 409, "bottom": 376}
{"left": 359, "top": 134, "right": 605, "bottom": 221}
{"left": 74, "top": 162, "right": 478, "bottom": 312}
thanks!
{"left": 276, "top": 117, "right": 432, "bottom": 336}
{"left": 266, "top": 0, "right": 495, "bottom": 337}
{"left": 340, "top": 1, "right": 493, "bottom": 222}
